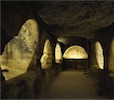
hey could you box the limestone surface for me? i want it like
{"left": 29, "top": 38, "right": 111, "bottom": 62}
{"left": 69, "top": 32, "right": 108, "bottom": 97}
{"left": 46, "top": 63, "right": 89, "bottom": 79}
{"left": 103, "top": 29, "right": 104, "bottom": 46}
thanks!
{"left": 0, "top": 19, "right": 39, "bottom": 80}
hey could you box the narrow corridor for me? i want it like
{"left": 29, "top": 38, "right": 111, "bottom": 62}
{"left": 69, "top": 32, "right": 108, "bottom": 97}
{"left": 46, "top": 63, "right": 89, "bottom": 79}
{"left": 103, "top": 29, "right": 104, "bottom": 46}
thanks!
{"left": 41, "top": 69, "right": 104, "bottom": 99}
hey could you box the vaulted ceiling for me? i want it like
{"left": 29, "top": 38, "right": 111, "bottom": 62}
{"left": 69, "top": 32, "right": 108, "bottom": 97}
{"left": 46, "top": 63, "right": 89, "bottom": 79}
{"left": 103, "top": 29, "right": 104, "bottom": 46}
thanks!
{"left": 1, "top": 1, "right": 114, "bottom": 39}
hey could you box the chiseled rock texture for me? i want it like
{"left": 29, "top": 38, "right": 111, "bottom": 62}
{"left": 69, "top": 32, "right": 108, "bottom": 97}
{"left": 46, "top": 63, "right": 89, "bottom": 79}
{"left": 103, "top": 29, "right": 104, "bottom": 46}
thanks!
{"left": 0, "top": 19, "right": 39, "bottom": 80}
{"left": 36, "top": 1, "right": 114, "bottom": 38}
{"left": 1, "top": 1, "right": 114, "bottom": 39}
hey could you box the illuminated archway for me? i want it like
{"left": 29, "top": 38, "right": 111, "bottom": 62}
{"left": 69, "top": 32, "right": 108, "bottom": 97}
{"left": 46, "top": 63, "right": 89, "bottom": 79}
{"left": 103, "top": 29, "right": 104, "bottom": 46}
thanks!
{"left": 55, "top": 43, "right": 63, "bottom": 63}
{"left": 40, "top": 39, "right": 53, "bottom": 69}
{"left": 95, "top": 41, "right": 104, "bottom": 69}
{"left": 0, "top": 19, "right": 39, "bottom": 80}
{"left": 63, "top": 45, "right": 88, "bottom": 59}
{"left": 109, "top": 38, "right": 114, "bottom": 72}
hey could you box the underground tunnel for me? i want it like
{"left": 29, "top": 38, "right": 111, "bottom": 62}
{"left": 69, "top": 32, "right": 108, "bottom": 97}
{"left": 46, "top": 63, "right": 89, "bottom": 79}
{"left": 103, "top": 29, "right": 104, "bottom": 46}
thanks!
{"left": 1, "top": 1, "right": 114, "bottom": 99}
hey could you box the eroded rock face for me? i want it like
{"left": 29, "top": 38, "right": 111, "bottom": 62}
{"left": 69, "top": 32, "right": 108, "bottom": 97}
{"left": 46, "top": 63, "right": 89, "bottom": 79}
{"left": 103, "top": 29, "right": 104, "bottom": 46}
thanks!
{"left": 40, "top": 39, "right": 53, "bottom": 69}
{"left": 0, "top": 19, "right": 39, "bottom": 80}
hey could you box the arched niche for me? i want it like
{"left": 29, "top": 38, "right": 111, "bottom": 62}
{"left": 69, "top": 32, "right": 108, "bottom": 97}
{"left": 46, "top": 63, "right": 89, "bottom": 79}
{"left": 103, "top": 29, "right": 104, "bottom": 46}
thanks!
{"left": 109, "top": 38, "right": 114, "bottom": 72}
{"left": 63, "top": 45, "right": 88, "bottom": 59}
{"left": 0, "top": 19, "right": 39, "bottom": 80}
{"left": 40, "top": 39, "right": 53, "bottom": 69}
{"left": 55, "top": 43, "right": 63, "bottom": 63}
{"left": 95, "top": 41, "right": 104, "bottom": 70}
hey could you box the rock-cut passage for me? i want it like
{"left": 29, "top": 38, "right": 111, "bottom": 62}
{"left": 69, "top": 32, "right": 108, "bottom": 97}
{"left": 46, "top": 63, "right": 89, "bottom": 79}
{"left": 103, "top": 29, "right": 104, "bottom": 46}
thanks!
{"left": 41, "top": 70, "right": 104, "bottom": 99}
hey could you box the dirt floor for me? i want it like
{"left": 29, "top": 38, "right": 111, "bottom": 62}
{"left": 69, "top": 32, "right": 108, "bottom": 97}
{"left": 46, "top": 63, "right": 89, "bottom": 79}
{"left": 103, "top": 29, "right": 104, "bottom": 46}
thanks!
{"left": 41, "top": 69, "right": 105, "bottom": 99}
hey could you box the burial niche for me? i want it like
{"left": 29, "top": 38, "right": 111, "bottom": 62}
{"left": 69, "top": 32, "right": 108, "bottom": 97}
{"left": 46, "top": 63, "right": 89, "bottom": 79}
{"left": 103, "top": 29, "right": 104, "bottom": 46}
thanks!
{"left": 40, "top": 39, "right": 53, "bottom": 69}
{"left": 95, "top": 41, "right": 104, "bottom": 70}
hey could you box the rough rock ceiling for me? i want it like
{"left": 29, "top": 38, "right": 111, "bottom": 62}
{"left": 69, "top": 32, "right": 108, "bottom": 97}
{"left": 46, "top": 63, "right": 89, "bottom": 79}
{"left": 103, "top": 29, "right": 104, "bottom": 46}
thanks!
{"left": 1, "top": 1, "right": 114, "bottom": 39}
{"left": 35, "top": 1, "right": 114, "bottom": 38}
